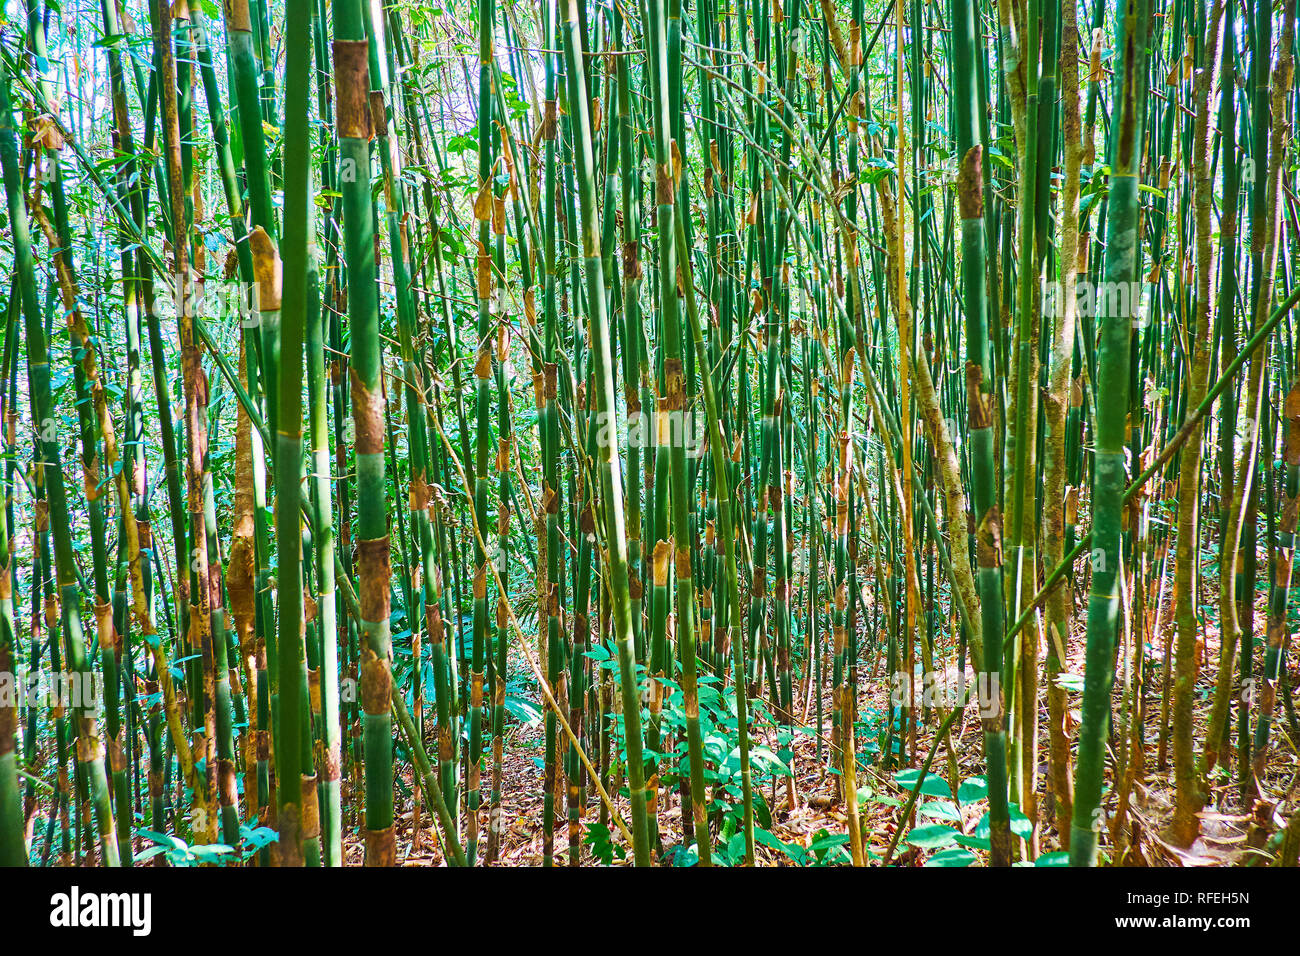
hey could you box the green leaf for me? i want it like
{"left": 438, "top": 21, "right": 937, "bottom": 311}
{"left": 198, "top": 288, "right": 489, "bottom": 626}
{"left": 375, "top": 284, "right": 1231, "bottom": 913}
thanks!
{"left": 190, "top": 844, "right": 235, "bottom": 863}
{"left": 1054, "top": 671, "right": 1086, "bottom": 694}
{"left": 583, "top": 822, "right": 624, "bottom": 865}
{"left": 906, "top": 824, "right": 959, "bottom": 849}
{"left": 957, "top": 776, "right": 987, "bottom": 805}
{"left": 974, "top": 805, "right": 1034, "bottom": 840}
{"left": 133, "top": 845, "right": 168, "bottom": 863}
{"left": 503, "top": 694, "right": 542, "bottom": 726}
{"left": 894, "top": 768, "right": 953, "bottom": 798}
{"left": 1008, "top": 803, "right": 1035, "bottom": 839}
{"left": 860, "top": 787, "right": 903, "bottom": 807}
{"left": 754, "top": 827, "right": 805, "bottom": 863}
{"left": 727, "top": 831, "right": 748, "bottom": 862}
{"left": 136, "top": 828, "right": 186, "bottom": 851}
{"left": 749, "top": 746, "right": 791, "bottom": 776}
{"left": 583, "top": 644, "right": 612, "bottom": 662}
{"left": 917, "top": 799, "right": 963, "bottom": 823}
{"left": 924, "top": 848, "right": 978, "bottom": 867}
{"left": 809, "top": 832, "right": 852, "bottom": 855}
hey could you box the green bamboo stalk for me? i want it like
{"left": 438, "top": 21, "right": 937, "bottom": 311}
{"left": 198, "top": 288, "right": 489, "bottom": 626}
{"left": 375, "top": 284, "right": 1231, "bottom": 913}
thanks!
{"left": 559, "top": 0, "right": 651, "bottom": 866}
{"left": 1072, "top": 0, "right": 1154, "bottom": 865}
{"left": 331, "top": 0, "right": 395, "bottom": 866}
{"left": 0, "top": 62, "right": 120, "bottom": 866}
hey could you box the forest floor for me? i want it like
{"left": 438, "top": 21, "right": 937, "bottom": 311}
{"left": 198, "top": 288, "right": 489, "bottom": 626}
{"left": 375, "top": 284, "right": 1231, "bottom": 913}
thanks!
{"left": 342, "top": 572, "right": 1299, "bottom": 866}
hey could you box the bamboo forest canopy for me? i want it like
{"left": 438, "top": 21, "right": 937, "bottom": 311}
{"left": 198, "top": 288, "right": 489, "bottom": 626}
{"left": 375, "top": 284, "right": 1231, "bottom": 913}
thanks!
{"left": 0, "top": 0, "right": 1295, "bottom": 872}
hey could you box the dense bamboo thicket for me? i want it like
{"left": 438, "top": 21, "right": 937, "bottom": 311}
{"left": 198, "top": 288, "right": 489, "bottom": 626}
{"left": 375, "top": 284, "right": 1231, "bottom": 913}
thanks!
{"left": 0, "top": 0, "right": 1297, "bottom": 869}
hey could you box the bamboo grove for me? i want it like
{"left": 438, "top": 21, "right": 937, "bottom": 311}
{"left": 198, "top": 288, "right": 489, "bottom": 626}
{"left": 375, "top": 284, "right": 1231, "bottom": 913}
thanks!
{"left": 0, "top": 0, "right": 1296, "bottom": 870}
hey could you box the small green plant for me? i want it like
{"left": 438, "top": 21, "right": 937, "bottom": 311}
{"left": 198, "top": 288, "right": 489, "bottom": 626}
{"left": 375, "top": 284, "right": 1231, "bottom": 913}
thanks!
{"left": 134, "top": 822, "right": 279, "bottom": 867}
